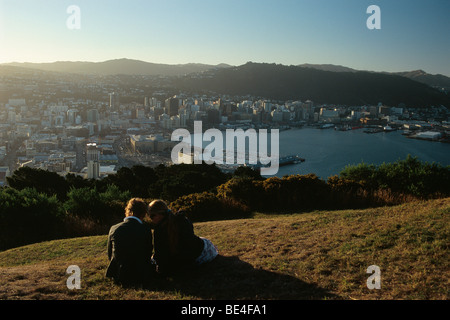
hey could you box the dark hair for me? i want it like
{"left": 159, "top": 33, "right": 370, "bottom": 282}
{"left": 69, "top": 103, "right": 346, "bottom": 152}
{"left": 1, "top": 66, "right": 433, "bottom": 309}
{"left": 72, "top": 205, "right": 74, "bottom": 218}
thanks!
{"left": 148, "top": 199, "right": 170, "bottom": 216}
{"left": 149, "top": 199, "right": 179, "bottom": 253}
{"left": 125, "top": 198, "right": 148, "bottom": 220}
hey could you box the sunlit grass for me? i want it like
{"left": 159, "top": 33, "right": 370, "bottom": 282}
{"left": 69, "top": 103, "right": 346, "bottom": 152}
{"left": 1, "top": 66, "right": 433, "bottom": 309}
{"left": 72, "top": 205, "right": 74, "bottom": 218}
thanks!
{"left": 0, "top": 198, "right": 448, "bottom": 300}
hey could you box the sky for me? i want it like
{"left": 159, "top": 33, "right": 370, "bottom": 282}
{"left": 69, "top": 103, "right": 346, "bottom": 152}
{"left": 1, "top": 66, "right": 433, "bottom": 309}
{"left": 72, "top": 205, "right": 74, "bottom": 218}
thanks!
{"left": 0, "top": 0, "right": 449, "bottom": 76}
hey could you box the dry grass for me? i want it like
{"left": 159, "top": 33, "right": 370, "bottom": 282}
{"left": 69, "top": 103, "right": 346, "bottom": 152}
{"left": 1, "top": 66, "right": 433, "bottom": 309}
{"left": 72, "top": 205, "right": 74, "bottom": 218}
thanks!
{"left": 0, "top": 198, "right": 448, "bottom": 300}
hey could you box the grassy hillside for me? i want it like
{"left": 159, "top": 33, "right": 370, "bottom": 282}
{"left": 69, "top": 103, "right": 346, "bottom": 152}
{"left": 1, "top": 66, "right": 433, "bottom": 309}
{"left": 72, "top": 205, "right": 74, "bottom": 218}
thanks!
{"left": 0, "top": 198, "right": 448, "bottom": 300}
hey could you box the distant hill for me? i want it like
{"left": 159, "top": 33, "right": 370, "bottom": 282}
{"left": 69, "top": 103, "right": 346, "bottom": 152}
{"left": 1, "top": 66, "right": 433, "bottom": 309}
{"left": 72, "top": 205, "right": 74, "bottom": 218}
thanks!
{"left": 3, "top": 58, "right": 232, "bottom": 76}
{"left": 298, "top": 63, "right": 358, "bottom": 73}
{"left": 298, "top": 64, "right": 450, "bottom": 91}
{"left": 391, "top": 70, "right": 450, "bottom": 90}
{"left": 2, "top": 59, "right": 450, "bottom": 106}
{"left": 175, "top": 62, "right": 450, "bottom": 107}
{"left": 4, "top": 60, "right": 450, "bottom": 90}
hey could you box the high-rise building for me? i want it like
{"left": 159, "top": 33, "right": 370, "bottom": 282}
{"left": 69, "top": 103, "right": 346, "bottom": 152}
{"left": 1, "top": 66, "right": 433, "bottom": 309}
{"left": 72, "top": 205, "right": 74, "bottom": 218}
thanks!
{"left": 7, "top": 111, "right": 16, "bottom": 124}
{"left": 109, "top": 92, "right": 120, "bottom": 111}
{"left": 67, "top": 109, "right": 78, "bottom": 124}
{"left": 134, "top": 108, "right": 145, "bottom": 119}
{"left": 165, "top": 96, "right": 180, "bottom": 117}
{"left": 87, "top": 109, "right": 99, "bottom": 122}
{"left": 86, "top": 143, "right": 100, "bottom": 179}
{"left": 207, "top": 109, "right": 220, "bottom": 125}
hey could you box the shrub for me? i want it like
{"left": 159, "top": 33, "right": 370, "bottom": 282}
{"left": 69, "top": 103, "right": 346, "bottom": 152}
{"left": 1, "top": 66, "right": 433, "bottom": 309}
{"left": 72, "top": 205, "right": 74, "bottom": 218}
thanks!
{"left": 0, "top": 187, "right": 65, "bottom": 250}
{"left": 217, "top": 174, "right": 329, "bottom": 212}
{"left": 269, "top": 174, "right": 329, "bottom": 211}
{"left": 6, "top": 167, "right": 70, "bottom": 201}
{"left": 377, "top": 156, "right": 450, "bottom": 197}
{"left": 64, "top": 185, "right": 131, "bottom": 224}
{"left": 232, "top": 166, "right": 264, "bottom": 180}
{"left": 339, "top": 155, "right": 450, "bottom": 199}
{"left": 150, "top": 163, "right": 228, "bottom": 201}
{"left": 327, "top": 175, "right": 369, "bottom": 208}
{"left": 170, "top": 192, "right": 251, "bottom": 222}
{"left": 216, "top": 177, "right": 264, "bottom": 209}
{"left": 338, "top": 162, "right": 379, "bottom": 190}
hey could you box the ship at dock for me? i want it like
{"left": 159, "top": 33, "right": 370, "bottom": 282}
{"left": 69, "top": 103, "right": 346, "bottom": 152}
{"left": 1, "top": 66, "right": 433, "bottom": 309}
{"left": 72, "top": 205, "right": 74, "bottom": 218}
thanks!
{"left": 246, "top": 155, "right": 305, "bottom": 169}
{"left": 279, "top": 155, "right": 305, "bottom": 166}
{"left": 364, "top": 126, "right": 397, "bottom": 134}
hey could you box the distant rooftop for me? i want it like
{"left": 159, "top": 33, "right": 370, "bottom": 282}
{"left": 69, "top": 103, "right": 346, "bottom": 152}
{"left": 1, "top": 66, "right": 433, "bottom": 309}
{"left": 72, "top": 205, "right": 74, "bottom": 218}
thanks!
{"left": 130, "top": 134, "right": 164, "bottom": 142}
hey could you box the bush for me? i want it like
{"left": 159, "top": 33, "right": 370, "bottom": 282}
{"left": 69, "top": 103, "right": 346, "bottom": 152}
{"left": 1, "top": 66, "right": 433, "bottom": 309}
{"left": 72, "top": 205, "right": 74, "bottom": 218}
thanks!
{"left": 327, "top": 175, "right": 369, "bottom": 208}
{"left": 6, "top": 167, "right": 69, "bottom": 201}
{"left": 170, "top": 192, "right": 251, "bottom": 222}
{"left": 150, "top": 163, "right": 228, "bottom": 201}
{"left": 64, "top": 185, "right": 131, "bottom": 224}
{"left": 377, "top": 156, "right": 450, "bottom": 197}
{"left": 0, "top": 187, "right": 65, "bottom": 250}
{"left": 217, "top": 174, "right": 329, "bottom": 212}
{"left": 339, "top": 155, "right": 450, "bottom": 199}
{"left": 216, "top": 177, "right": 264, "bottom": 209}
{"left": 265, "top": 174, "right": 329, "bottom": 211}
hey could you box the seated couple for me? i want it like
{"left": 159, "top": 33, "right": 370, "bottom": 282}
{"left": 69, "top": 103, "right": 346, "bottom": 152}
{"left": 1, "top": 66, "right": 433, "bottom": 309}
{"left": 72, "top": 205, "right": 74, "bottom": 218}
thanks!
{"left": 105, "top": 198, "right": 218, "bottom": 287}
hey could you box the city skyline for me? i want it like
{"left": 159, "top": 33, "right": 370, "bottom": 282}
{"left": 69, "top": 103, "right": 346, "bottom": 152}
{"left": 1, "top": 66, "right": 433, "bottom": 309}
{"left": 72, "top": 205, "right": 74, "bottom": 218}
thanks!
{"left": 1, "top": 0, "right": 450, "bottom": 76}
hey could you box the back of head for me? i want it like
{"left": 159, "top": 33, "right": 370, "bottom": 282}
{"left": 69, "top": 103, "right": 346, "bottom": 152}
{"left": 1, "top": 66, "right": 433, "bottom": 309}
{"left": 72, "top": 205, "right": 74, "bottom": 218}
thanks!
{"left": 148, "top": 199, "right": 170, "bottom": 216}
{"left": 125, "top": 198, "right": 148, "bottom": 220}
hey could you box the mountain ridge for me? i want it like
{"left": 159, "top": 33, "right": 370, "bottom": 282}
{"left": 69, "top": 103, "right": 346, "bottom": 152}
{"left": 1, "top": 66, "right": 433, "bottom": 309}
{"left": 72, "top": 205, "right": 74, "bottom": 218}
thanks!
{"left": 2, "top": 59, "right": 449, "bottom": 107}
{"left": 175, "top": 62, "right": 450, "bottom": 107}
{"left": 3, "top": 59, "right": 450, "bottom": 81}
{"left": 2, "top": 58, "right": 233, "bottom": 76}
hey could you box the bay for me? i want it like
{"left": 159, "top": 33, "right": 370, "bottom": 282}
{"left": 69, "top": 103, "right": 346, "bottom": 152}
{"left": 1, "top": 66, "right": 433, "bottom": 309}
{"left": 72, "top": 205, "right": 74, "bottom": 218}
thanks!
{"left": 275, "top": 127, "right": 450, "bottom": 179}
{"left": 187, "top": 126, "right": 449, "bottom": 179}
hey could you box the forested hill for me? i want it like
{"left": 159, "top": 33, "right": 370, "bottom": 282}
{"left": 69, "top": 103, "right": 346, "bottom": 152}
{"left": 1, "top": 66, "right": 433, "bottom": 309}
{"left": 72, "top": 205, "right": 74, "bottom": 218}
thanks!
{"left": 175, "top": 62, "right": 450, "bottom": 107}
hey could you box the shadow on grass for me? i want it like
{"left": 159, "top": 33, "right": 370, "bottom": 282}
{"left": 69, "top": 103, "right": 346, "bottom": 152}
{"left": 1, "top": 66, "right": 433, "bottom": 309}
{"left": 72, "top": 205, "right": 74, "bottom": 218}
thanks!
{"left": 146, "top": 255, "right": 339, "bottom": 300}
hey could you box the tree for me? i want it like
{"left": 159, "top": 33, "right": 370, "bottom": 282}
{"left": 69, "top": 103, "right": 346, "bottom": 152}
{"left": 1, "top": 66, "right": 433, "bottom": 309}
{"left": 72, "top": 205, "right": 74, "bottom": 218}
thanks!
{"left": 7, "top": 167, "right": 69, "bottom": 201}
{"left": 64, "top": 185, "right": 131, "bottom": 223}
{"left": 339, "top": 155, "right": 450, "bottom": 198}
{"left": 0, "top": 187, "right": 64, "bottom": 250}
{"left": 99, "top": 165, "right": 157, "bottom": 198}
{"left": 150, "top": 163, "right": 228, "bottom": 201}
{"left": 232, "top": 166, "right": 264, "bottom": 180}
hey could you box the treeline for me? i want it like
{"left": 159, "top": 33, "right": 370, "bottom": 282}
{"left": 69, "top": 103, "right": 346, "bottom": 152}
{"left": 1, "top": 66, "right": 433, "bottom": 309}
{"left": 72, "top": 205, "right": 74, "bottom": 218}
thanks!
{"left": 1, "top": 155, "right": 449, "bottom": 250}
{"left": 0, "top": 163, "right": 229, "bottom": 250}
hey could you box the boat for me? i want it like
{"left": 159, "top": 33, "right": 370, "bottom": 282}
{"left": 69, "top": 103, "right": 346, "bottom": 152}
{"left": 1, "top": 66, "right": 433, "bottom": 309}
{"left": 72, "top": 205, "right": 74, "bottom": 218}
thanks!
{"left": 247, "top": 155, "right": 305, "bottom": 169}
{"left": 402, "top": 130, "right": 413, "bottom": 136}
{"left": 279, "top": 155, "right": 305, "bottom": 166}
{"left": 383, "top": 126, "right": 396, "bottom": 132}
{"left": 335, "top": 125, "right": 350, "bottom": 131}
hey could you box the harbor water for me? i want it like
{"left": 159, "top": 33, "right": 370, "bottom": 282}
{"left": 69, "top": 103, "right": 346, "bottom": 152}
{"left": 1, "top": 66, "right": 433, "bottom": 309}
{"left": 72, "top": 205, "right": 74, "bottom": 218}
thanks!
{"left": 275, "top": 127, "right": 450, "bottom": 179}
{"left": 187, "top": 127, "right": 449, "bottom": 179}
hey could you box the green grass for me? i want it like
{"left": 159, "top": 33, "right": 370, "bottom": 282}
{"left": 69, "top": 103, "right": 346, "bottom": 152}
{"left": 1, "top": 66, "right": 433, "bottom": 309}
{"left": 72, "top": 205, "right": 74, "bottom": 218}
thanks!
{"left": 0, "top": 198, "right": 448, "bottom": 300}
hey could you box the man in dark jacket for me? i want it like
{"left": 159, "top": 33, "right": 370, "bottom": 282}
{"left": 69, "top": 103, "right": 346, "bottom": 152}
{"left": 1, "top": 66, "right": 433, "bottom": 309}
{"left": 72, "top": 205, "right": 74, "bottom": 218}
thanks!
{"left": 106, "top": 198, "right": 154, "bottom": 286}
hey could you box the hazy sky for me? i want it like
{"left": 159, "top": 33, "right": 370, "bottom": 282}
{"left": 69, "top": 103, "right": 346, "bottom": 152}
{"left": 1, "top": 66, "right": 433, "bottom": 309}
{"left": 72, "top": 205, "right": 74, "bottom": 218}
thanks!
{"left": 1, "top": 0, "right": 449, "bottom": 76}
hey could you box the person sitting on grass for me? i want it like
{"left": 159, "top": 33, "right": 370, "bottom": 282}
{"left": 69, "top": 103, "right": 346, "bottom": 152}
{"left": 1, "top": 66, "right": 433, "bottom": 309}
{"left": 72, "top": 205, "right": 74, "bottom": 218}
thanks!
{"left": 106, "top": 198, "right": 154, "bottom": 287}
{"left": 148, "top": 199, "right": 218, "bottom": 277}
